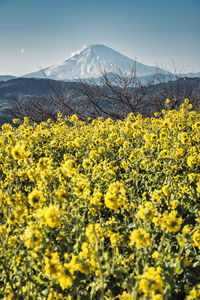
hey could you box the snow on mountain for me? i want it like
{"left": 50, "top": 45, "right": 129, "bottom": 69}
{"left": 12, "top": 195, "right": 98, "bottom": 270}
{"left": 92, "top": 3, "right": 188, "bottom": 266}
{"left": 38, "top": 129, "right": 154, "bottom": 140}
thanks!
{"left": 24, "top": 44, "right": 168, "bottom": 81}
{"left": 180, "top": 72, "right": 200, "bottom": 78}
{"left": 0, "top": 75, "right": 17, "bottom": 81}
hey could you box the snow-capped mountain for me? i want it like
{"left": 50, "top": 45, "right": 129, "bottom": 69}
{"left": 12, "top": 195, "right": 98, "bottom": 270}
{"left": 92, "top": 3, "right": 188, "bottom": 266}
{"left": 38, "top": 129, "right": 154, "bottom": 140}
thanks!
{"left": 24, "top": 44, "right": 169, "bottom": 81}
{"left": 181, "top": 72, "right": 200, "bottom": 78}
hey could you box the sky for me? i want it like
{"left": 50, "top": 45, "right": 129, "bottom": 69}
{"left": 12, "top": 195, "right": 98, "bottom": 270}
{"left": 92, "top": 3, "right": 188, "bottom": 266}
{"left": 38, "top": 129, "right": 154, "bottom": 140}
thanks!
{"left": 0, "top": 0, "right": 200, "bottom": 76}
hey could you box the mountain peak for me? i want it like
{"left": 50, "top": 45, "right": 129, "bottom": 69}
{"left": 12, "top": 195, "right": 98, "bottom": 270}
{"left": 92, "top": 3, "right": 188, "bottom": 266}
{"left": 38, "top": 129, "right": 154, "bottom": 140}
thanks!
{"left": 24, "top": 44, "right": 168, "bottom": 81}
{"left": 88, "top": 44, "right": 107, "bottom": 48}
{"left": 87, "top": 44, "right": 115, "bottom": 51}
{"left": 69, "top": 44, "right": 120, "bottom": 59}
{"left": 79, "top": 44, "right": 128, "bottom": 59}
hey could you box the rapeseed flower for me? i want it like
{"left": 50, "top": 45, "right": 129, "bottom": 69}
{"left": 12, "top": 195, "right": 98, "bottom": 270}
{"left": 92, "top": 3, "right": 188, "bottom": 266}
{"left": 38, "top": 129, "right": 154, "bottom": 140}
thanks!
{"left": 129, "top": 228, "right": 150, "bottom": 249}
{"left": 42, "top": 205, "right": 61, "bottom": 228}
{"left": 139, "top": 265, "right": 163, "bottom": 296}
{"left": 62, "top": 158, "right": 77, "bottom": 177}
{"left": 28, "top": 190, "right": 46, "bottom": 208}
{"left": 192, "top": 230, "right": 200, "bottom": 250}
{"left": 1, "top": 100, "right": 200, "bottom": 298}
{"left": 104, "top": 181, "right": 126, "bottom": 210}
{"left": 161, "top": 210, "right": 182, "bottom": 233}
{"left": 137, "top": 201, "right": 157, "bottom": 222}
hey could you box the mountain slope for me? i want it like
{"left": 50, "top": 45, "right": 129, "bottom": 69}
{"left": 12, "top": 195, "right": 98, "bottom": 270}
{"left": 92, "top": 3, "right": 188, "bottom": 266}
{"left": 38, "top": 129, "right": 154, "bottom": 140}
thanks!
{"left": 0, "top": 75, "right": 17, "bottom": 81}
{"left": 24, "top": 44, "right": 168, "bottom": 81}
{"left": 181, "top": 72, "right": 200, "bottom": 78}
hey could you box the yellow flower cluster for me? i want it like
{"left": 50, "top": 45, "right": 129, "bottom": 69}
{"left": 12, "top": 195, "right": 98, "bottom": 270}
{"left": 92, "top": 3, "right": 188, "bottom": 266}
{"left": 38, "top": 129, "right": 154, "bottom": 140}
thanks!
{"left": 187, "top": 284, "right": 200, "bottom": 300}
{"left": 104, "top": 181, "right": 127, "bottom": 210}
{"left": 161, "top": 210, "right": 183, "bottom": 233}
{"left": 0, "top": 100, "right": 200, "bottom": 298}
{"left": 129, "top": 228, "right": 150, "bottom": 249}
{"left": 44, "top": 252, "right": 74, "bottom": 290}
{"left": 139, "top": 265, "right": 163, "bottom": 298}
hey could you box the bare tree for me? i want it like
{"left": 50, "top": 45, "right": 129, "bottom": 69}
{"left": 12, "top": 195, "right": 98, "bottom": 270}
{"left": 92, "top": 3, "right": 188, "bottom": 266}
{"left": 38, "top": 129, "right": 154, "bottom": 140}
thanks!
{"left": 5, "top": 66, "right": 200, "bottom": 124}
{"left": 78, "top": 65, "right": 156, "bottom": 119}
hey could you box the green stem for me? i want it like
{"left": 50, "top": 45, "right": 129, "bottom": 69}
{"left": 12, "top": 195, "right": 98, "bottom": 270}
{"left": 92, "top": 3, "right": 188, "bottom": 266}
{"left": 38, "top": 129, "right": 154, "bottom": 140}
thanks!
{"left": 131, "top": 248, "right": 140, "bottom": 300}
{"left": 2, "top": 260, "right": 16, "bottom": 297}
{"left": 158, "top": 230, "right": 166, "bottom": 253}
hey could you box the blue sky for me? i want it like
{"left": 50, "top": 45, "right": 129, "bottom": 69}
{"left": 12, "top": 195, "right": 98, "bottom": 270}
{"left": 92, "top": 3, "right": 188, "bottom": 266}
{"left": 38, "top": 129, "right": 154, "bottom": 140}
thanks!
{"left": 0, "top": 0, "right": 199, "bottom": 76}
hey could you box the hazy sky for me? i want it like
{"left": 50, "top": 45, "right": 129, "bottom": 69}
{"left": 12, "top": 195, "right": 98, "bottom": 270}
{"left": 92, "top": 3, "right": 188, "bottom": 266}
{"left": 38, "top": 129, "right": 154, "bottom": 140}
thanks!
{"left": 0, "top": 0, "right": 199, "bottom": 76}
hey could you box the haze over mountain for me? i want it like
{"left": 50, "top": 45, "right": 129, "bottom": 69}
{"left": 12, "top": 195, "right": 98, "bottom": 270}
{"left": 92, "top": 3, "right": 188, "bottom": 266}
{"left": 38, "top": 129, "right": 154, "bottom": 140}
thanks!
{"left": 24, "top": 44, "right": 169, "bottom": 81}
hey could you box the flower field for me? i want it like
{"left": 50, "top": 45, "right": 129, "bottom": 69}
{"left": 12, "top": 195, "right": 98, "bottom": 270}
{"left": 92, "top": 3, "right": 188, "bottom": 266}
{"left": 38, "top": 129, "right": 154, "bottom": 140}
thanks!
{"left": 1, "top": 99, "right": 200, "bottom": 299}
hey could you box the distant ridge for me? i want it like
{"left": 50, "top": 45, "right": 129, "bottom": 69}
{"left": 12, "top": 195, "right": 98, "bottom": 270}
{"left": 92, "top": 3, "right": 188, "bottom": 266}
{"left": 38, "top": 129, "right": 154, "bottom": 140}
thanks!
{"left": 0, "top": 75, "right": 17, "bottom": 81}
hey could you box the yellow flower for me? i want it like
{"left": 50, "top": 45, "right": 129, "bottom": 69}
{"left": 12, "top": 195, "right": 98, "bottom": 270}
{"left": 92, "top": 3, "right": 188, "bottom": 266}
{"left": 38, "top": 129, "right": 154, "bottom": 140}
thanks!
{"left": 161, "top": 184, "right": 171, "bottom": 196}
{"left": 23, "top": 225, "right": 42, "bottom": 250}
{"left": 160, "top": 149, "right": 169, "bottom": 158}
{"left": 187, "top": 155, "right": 197, "bottom": 168}
{"left": 183, "top": 258, "right": 192, "bottom": 267}
{"left": 62, "top": 159, "right": 77, "bottom": 177}
{"left": 129, "top": 228, "right": 150, "bottom": 249}
{"left": 28, "top": 190, "right": 46, "bottom": 208}
{"left": 2, "top": 123, "right": 13, "bottom": 131}
{"left": 123, "top": 141, "right": 131, "bottom": 149}
{"left": 2, "top": 99, "right": 200, "bottom": 297}
{"left": 42, "top": 205, "right": 61, "bottom": 228}
{"left": 58, "top": 270, "right": 73, "bottom": 290}
{"left": 73, "top": 175, "right": 90, "bottom": 198}
{"left": 90, "top": 189, "right": 103, "bottom": 206}
{"left": 11, "top": 141, "right": 30, "bottom": 160}
{"left": 44, "top": 252, "right": 60, "bottom": 278}
{"left": 104, "top": 181, "right": 126, "bottom": 210}
{"left": 139, "top": 265, "right": 163, "bottom": 296}
{"left": 184, "top": 98, "right": 190, "bottom": 104}
{"left": 137, "top": 202, "right": 157, "bottom": 222}
{"left": 13, "top": 118, "right": 19, "bottom": 124}
{"left": 109, "top": 232, "right": 123, "bottom": 248}
{"left": 194, "top": 121, "right": 200, "bottom": 130}
{"left": 82, "top": 159, "right": 93, "bottom": 170}
{"left": 55, "top": 188, "right": 69, "bottom": 202}
{"left": 192, "top": 230, "right": 200, "bottom": 250}
{"left": 85, "top": 223, "right": 104, "bottom": 244}
{"left": 161, "top": 210, "right": 182, "bottom": 233}
{"left": 196, "top": 181, "right": 200, "bottom": 194}
{"left": 89, "top": 150, "right": 100, "bottom": 161}
{"left": 128, "top": 152, "right": 136, "bottom": 162}
{"left": 37, "top": 157, "right": 52, "bottom": 171}
{"left": 69, "top": 114, "right": 78, "bottom": 122}
{"left": 152, "top": 252, "right": 160, "bottom": 259}
{"left": 45, "top": 252, "right": 74, "bottom": 290}
{"left": 187, "top": 284, "right": 200, "bottom": 300}
{"left": 178, "top": 225, "right": 191, "bottom": 246}
{"left": 160, "top": 131, "right": 167, "bottom": 140}
{"left": 178, "top": 132, "right": 189, "bottom": 144}
{"left": 174, "top": 147, "right": 185, "bottom": 160}
{"left": 188, "top": 173, "right": 197, "bottom": 181}
{"left": 151, "top": 189, "right": 163, "bottom": 202}
{"left": 118, "top": 291, "right": 131, "bottom": 300}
